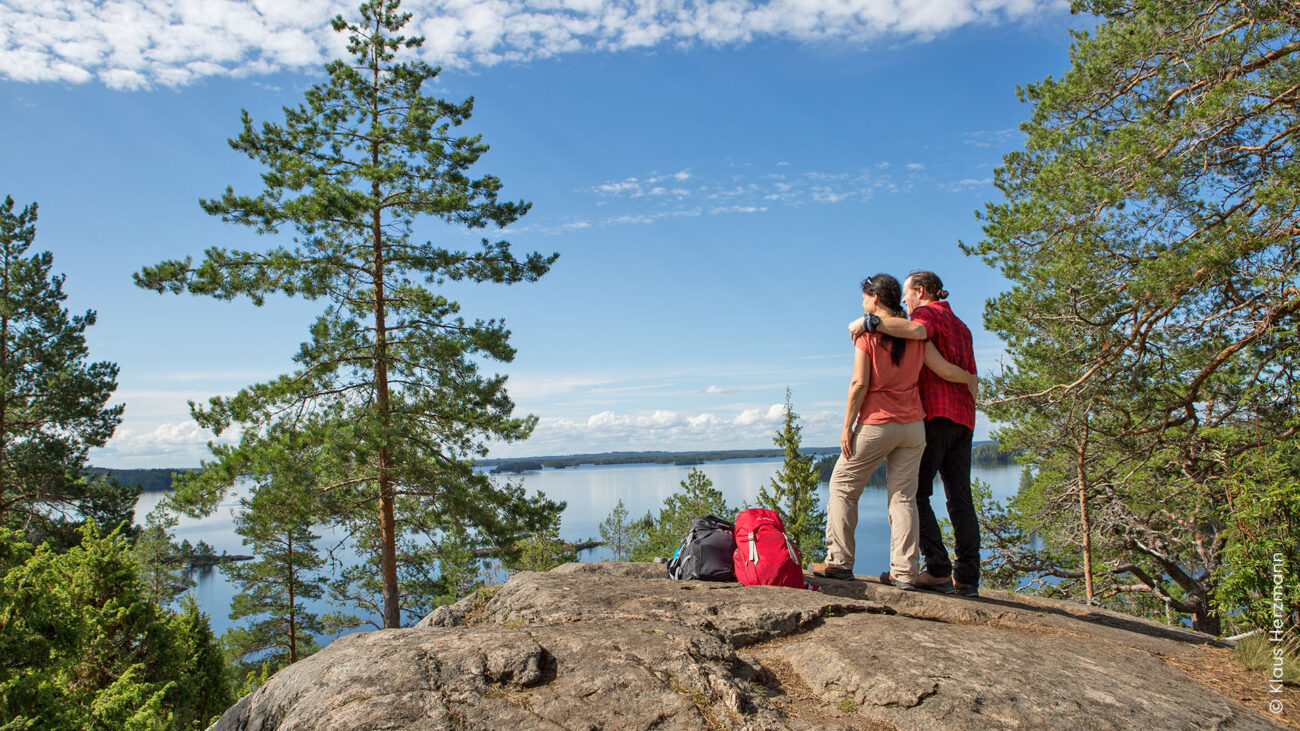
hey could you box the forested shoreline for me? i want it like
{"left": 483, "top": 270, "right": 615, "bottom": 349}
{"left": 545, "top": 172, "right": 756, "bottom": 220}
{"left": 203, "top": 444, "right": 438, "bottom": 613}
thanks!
{"left": 90, "top": 442, "right": 1022, "bottom": 486}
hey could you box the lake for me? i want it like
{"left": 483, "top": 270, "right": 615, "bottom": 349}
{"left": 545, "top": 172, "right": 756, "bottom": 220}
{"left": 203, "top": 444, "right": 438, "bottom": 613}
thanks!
{"left": 134, "top": 457, "right": 1023, "bottom": 637}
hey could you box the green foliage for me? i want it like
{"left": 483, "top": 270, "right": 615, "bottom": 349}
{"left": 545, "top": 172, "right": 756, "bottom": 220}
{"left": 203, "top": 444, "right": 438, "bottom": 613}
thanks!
{"left": 133, "top": 508, "right": 193, "bottom": 606}
{"left": 598, "top": 499, "right": 637, "bottom": 562}
{"left": 502, "top": 523, "right": 577, "bottom": 574}
{"left": 220, "top": 461, "right": 327, "bottom": 678}
{"left": 0, "top": 529, "right": 81, "bottom": 729}
{"left": 814, "top": 455, "right": 885, "bottom": 486}
{"left": 753, "top": 390, "right": 825, "bottom": 567}
{"left": 85, "top": 468, "right": 196, "bottom": 494}
{"left": 1212, "top": 445, "right": 1300, "bottom": 634}
{"left": 233, "top": 661, "right": 273, "bottom": 699}
{"left": 0, "top": 525, "right": 230, "bottom": 730}
{"left": 970, "top": 442, "right": 1019, "bottom": 467}
{"left": 966, "top": 1, "right": 1300, "bottom": 634}
{"left": 628, "top": 468, "right": 734, "bottom": 562}
{"left": 0, "top": 196, "right": 123, "bottom": 544}
{"left": 133, "top": 0, "right": 562, "bottom": 629}
{"left": 169, "top": 597, "right": 232, "bottom": 730}
{"left": 431, "top": 523, "right": 486, "bottom": 605}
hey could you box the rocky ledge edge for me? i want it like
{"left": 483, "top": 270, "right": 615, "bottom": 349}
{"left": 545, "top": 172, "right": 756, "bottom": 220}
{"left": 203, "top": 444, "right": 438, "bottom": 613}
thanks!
{"left": 213, "top": 562, "right": 1285, "bottom": 730}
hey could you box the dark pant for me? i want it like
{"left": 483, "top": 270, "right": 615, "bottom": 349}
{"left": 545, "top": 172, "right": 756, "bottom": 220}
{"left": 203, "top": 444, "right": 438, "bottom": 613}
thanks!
{"left": 916, "top": 417, "right": 980, "bottom": 587}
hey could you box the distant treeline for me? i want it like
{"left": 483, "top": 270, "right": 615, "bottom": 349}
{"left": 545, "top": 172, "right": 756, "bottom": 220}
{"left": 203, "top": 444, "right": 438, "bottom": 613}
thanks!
{"left": 814, "top": 441, "right": 1018, "bottom": 484}
{"left": 92, "top": 443, "right": 1015, "bottom": 486}
{"left": 86, "top": 467, "right": 197, "bottom": 493}
{"left": 972, "top": 442, "right": 1020, "bottom": 466}
{"left": 489, "top": 448, "right": 839, "bottom": 474}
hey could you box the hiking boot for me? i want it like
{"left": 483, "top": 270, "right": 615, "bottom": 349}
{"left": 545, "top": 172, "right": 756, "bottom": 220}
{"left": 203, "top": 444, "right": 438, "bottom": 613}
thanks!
{"left": 878, "top": 570, "right": 892, "bottom": 585}
{"left": 954, "top": 583, "right": 980, "bottom": 598}
{"left": 915, "top": 571, "right": 955, "bottom": 595}
{"left": 891, "top": 578, "right": 918, "bottom": 592}
{"left": 811, "top": 562, "right": 854, "bottom": 581}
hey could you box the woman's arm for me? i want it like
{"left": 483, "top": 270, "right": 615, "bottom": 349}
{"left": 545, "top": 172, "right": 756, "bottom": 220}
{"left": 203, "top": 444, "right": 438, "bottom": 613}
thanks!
{"left": 841, "top": 340, "right": 872, "bottom": 458}
{"left": 924, "top": 342, "right": 978, "bottom": 400}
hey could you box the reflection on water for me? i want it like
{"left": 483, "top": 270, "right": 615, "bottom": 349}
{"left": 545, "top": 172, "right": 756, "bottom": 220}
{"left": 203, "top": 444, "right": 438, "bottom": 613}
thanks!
{"left": 136, "top": 458, "right": 1022, "bottom": 637}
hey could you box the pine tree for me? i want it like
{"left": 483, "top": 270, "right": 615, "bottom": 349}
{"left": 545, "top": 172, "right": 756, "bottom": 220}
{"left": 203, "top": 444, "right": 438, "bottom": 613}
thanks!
{"left": 221, "top": 468, "right": 327, "bottom": 675}
{"left": 753, "top": 389, "right": 825, "bottom": 566}
{"left": 502, "top": 521, "right": 577, "bottom": 574}
{"left": 134, "top": 507, "right": 194, "bottom": 606}
{"left": 628, "top": 468, "right": 733, "bottom": 562}
{"left": 134, "top": 0, "right": 562, "bottom": 628}
{"left": 168, "top": 596, "right": 233, "bottom": 730}
{"left": 0, "top": 196, "right": 122, "bottom": 539}
{"left": 429, "top": 521, "right": 484, "bottom": 606}
{"left": 967, "top": 1, "right": 1300, "bottom": 633}
{"left": 598, "top": 499, "right": 636, "bottom": 561}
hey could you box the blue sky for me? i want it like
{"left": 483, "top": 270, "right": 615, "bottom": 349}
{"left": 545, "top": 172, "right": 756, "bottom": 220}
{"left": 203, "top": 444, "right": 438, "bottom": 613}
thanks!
{"left": 1, "top": 0, "right": 1081, "bottom": 467}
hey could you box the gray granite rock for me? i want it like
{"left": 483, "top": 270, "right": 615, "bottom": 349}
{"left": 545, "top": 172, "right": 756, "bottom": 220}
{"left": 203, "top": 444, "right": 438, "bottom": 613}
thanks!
{"left": 212, "top": 563, "right": 1284, "bottom": 730}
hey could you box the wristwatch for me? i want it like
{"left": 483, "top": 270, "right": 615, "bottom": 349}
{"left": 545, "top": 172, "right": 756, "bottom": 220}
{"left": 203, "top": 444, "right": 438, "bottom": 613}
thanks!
{"left": 863, "top": 313, "right": 880, "bottom": 333}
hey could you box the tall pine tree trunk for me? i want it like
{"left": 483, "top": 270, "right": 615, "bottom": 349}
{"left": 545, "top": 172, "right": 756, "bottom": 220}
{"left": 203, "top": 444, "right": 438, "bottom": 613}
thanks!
{"left": 1076, "top": 427, "right": 1094, "bottom": 605}
{"left": 370, "top": 42, "right": 401, "bottom": 630}
{"left": 373, "top": 200, "right": 400, "bottom": 629}
{"left": 288, "top": 531, "right": 297, "bottom": 663}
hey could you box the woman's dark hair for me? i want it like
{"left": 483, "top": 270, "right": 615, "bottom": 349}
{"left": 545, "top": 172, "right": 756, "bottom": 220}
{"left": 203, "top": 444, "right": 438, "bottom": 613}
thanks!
{"left": 861, "top": 273, "right": 907, "bottom": 365}
{"left": 907, "top": 270, "right": 949, "bottom": 300}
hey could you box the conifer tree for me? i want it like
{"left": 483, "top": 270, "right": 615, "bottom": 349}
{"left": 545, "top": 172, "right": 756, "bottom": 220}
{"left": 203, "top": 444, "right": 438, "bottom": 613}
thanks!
{"left": 0, "top": 196, "right": 122, "bottom": 538}
{"left": 169, "top": 596, "right": 233, "bottom": 730}
{"left": 598, "top": 499, "right": 636, "bottom": 561}
{"left": 754, "top": 389, "right": 825, "bottom": 566}
{"left": 134, "top": 0, "right": 562, "bottom": 628}
{"left": 221, "top": 464, "right": 327, "bottom": 675}
{"left": 1, "top": 525, "right": 232, "bottom": 729}
{"left": 628, "top": 468, "right": 732, "bottom": 561}
{"left": 134, "top": 507, "right": 194, "bottom": 605}
{"left": 969, "top": 1, "right": 1300, "bottom": 633}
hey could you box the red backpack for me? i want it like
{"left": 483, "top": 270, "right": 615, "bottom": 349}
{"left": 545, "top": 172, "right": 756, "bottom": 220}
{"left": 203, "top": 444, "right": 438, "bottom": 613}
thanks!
{"left": 732, "top": 508, "right": 818, "bottom": 590}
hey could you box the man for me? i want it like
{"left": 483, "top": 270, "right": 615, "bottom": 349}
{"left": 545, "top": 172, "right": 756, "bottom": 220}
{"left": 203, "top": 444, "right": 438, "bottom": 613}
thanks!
{"left": 849, "top": 270, "right": 980, "bottom": 596}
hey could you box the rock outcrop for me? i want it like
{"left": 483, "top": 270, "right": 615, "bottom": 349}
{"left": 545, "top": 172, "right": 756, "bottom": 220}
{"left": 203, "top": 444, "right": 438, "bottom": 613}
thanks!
{"left": 213, "top": 563, "right": 1285, "bottom": 730}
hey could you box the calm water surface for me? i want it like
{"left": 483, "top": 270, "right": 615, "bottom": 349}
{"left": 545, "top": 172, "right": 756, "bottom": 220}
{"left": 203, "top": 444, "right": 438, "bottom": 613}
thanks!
{"left": 135, "top": 458, "right": 1022, "bottom": 637}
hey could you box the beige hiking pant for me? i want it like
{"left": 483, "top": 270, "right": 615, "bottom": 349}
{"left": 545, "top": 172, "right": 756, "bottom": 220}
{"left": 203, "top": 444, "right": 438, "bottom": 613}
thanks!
{"left": 824, "top": 420, "right": 926, "bottom": 582}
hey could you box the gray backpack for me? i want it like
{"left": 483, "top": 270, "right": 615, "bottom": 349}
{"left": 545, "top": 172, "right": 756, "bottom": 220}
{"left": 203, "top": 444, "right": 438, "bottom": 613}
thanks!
{"left": 666, "top": 515, "right": 736, "bottom": 582}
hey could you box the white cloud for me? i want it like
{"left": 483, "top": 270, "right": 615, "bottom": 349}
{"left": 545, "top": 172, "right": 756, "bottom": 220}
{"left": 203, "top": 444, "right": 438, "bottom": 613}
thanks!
{"left": 939, "top": 177, "right": 992, "bottom": 192}
{"left": 963, "top": 128, "right": 1020, "bottom": 148}
{"left": 509, "top": 401, "right": 825, "bottom": 455}
{"left": 91, "top": 420, "right": 238, "bottom": 467}
{"left": 1, "top": 0, "right": 1066, "bottom": 89}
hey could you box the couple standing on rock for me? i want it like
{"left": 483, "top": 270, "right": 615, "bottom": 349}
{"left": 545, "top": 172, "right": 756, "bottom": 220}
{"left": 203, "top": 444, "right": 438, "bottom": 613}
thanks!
{"left": 810, "top": 271, "right": 982, "bottom": 597}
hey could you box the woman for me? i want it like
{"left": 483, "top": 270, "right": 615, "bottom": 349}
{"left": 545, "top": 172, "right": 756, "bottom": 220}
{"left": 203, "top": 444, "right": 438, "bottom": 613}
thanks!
{"left": 811, "top": 273, "right": 977, "bottom": 590}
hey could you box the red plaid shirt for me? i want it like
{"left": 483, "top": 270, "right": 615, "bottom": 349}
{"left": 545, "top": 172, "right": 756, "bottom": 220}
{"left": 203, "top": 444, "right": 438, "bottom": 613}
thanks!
{"left": 911, "top": 301, "right": 976, "bottom": 430}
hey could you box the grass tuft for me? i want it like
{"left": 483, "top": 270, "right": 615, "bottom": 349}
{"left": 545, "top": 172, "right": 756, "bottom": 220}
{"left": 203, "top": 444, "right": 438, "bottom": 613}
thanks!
{"left": 1234, "top": 630, "right": 1300, "bottom": 685}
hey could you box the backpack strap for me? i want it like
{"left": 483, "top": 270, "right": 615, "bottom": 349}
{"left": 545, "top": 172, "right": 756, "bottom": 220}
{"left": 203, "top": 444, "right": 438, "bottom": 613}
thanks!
{"left": 748, "top": 530, "right": 758, "bottom": 563}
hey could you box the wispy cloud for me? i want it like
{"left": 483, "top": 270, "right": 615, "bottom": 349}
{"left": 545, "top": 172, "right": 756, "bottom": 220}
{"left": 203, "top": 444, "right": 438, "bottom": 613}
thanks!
{"left": 582, "top": 163, "right": 916, "bottom": 225}
{"left": 491, "top": 403, "right": 841, "bottom": 456}
{"left": 963, "top": 128, "right": 1021, "bottom": 148}
{"left": 2, "top": 1, "right": 1065, "bottom": 90}
{"left": 937, "top": 177, "right": 992, "bottom": 192}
